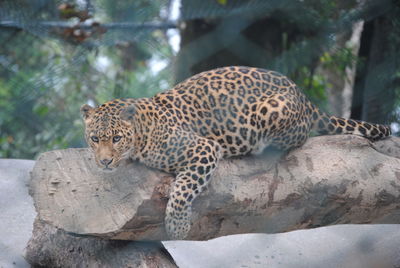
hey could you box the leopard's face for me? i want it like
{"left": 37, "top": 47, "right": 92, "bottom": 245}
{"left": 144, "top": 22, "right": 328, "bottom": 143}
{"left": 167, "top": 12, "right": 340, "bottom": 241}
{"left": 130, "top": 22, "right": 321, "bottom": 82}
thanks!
{"left": 80, "top": 103, "right": 135, "bottom": 171}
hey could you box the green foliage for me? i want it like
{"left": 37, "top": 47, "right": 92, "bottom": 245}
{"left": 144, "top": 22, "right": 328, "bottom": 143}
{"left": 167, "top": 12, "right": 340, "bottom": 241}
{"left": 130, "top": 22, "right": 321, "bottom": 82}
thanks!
{"left": 296, "top": 67, "right": 328, "bottom": 109}
{"left": 320, "top": 48, "right": 356, "bottom": 76}
{"left": 0, "top": 0, "right": 173, "bottom": 159}
{"left": 1, "top": 0, "right": 398, "bottom": 159}
{"left": 297, "top": 47, "right": 357, "bottom": 109}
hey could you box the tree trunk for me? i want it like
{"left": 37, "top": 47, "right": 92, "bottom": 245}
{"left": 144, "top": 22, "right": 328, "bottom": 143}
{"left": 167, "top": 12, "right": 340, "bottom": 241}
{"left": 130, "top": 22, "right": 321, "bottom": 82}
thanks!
{"left": 25, "top": 218, "right": 177, "bottom": 268}
{"left": 351, "top": 3, "right": 400, "bottom": 124}
{"left": 29, "top": 135, "right": 400, "bottom": 241}
{"left": 316, "top": 21, "right": 364, "bottom": 118}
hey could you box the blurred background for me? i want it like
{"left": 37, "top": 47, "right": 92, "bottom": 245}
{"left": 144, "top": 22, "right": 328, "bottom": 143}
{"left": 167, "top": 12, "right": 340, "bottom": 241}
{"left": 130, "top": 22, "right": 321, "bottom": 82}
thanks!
{"left": 0, "top": 0, "right": 399, "bottom": 159}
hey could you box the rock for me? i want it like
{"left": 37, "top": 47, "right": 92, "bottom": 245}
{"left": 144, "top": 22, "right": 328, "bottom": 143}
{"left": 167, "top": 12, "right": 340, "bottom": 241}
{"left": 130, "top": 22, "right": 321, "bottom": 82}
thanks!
{"left": 163, "top": 224, "right": 400, "bottom": 268}
{"left": 0, "top": 159, "right": 36, "bottom": 268}
{"left": 29, "top": 135, "right": 400, "bottom": 240}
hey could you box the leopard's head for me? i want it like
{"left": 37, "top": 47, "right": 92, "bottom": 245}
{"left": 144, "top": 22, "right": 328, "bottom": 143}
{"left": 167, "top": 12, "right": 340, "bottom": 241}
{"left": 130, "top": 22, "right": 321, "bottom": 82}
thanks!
{"left": 80, "top": 103, "right": 136, "bottom": 171}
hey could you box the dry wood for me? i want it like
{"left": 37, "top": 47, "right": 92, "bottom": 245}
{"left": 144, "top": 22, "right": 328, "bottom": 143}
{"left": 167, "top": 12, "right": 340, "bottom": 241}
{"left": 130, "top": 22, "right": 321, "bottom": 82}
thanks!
{"left": 25, "top": 218, "right": 177, "bottom": 267}
{"left": 30, "top": 135, "right": 400, "bottom": 241}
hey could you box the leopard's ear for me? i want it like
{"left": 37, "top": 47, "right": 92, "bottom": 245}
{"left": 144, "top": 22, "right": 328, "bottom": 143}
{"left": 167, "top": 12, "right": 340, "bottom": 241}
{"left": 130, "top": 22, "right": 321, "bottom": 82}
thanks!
{"left": 120, "top": 105, "right": 136, "bottom": 122}
{"left": 80, "top": 104, "right": 94, "bottom": 123}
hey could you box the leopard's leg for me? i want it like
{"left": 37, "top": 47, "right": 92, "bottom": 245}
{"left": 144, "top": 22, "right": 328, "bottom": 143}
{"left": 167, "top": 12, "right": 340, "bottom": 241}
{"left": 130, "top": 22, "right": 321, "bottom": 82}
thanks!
{"left": 165, "top": 138, "right": 220, "bottom": 240}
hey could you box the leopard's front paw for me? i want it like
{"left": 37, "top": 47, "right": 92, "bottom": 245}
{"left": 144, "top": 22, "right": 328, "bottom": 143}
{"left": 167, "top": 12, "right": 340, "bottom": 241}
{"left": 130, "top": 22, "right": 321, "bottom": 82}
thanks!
{"left": 165, "top": 202, "right": 192, "bottom": 240}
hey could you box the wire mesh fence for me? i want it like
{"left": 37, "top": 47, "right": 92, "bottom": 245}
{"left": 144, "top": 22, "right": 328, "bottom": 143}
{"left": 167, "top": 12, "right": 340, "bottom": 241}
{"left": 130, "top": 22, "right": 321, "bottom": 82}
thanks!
{"left": 0, "top": 0, "right": 398, "bottom": 159}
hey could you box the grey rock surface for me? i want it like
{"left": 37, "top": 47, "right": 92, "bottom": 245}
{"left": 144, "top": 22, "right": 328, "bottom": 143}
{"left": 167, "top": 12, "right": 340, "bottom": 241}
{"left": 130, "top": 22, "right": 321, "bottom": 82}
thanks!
{"left": 0, "top": 159, "right": 36, "bottom": 268}
{"left": 164, "top": 224, "right": 400, "bottom": 268}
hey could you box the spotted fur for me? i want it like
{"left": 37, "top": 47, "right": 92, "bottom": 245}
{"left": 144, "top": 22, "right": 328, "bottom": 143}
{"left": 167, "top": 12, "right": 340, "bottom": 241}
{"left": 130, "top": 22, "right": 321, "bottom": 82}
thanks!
{"left": 81, "top": 66, "right": 391, "bottom": 239}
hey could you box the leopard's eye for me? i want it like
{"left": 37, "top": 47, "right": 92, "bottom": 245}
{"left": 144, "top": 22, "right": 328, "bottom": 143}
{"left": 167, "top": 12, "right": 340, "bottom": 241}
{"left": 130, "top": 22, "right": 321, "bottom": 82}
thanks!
{"left": 113, "top": 135, "right": 122, "bottom": 143}
{"left": 91, "top": 136, "right": 99, "bottom": 143}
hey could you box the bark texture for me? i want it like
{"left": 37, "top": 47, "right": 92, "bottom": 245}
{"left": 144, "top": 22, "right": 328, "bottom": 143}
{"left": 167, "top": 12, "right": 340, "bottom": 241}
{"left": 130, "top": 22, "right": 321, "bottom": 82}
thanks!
{"left": 25, "top": 217, "right": 177, "bottom": 268}
{"left": 30, "top": 135, "right": 400, "bottom": 241}
{"left": 316, "top": 20, "right": 364, "bottom": 118}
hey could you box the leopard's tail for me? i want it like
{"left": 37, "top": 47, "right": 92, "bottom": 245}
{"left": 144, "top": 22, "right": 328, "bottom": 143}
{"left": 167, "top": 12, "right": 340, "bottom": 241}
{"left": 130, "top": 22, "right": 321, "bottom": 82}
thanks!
{"left": 312, "top": 108, "right": 391, "bottom": 141}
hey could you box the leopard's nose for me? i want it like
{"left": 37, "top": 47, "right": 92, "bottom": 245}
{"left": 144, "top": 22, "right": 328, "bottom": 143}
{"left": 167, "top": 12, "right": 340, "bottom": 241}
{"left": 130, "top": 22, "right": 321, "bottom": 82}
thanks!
{"left": 100, "top": 158, "right": 113, "bottom": 166}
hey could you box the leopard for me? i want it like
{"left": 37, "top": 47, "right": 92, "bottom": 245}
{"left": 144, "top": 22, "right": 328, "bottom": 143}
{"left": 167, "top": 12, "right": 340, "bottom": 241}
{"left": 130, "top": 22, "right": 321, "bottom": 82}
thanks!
{"left": 80, "top": 66, "right": 391, "bottom": 240}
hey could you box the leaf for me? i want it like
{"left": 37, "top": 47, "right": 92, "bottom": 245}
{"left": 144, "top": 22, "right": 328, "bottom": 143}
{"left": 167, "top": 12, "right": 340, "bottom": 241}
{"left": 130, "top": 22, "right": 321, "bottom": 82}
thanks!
{"left": 34, "top": 105, "right": 49, "bottom": 117}
{"left": 216, "top": 0, "right": 228, "bottom": 5}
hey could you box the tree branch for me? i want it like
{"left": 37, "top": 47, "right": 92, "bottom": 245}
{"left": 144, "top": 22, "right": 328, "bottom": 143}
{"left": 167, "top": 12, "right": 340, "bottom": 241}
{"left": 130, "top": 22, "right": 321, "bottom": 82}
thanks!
{"left": 0, "top": 20, "right": 177, "bottom": 31}
{"left": 25, "top": 218, "right": 177, "bottom": 267}
{"left": 29, "top": 135, "right": 400, "bottom": 241}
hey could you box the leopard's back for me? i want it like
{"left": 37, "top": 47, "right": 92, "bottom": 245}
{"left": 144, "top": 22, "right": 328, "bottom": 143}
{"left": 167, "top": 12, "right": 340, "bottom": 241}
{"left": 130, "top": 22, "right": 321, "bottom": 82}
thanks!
{"left": 153, "top": 66, "right": 317, "bottom": 156}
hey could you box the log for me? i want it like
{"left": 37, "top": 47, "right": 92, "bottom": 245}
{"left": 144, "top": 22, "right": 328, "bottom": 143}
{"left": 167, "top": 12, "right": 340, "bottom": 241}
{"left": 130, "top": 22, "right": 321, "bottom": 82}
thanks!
{"left": 25, "top": 217, "right": 177, "bottom": 267}
{"left": 29, "top": 135, "right": 400, "bottom": 241}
